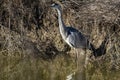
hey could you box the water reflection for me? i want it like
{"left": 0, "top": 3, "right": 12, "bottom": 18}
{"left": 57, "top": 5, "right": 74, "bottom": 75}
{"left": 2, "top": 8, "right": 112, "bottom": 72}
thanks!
{"left": 66, "top": 72, "right": 75, "bottom": 80}
{"left": 0, "top": 53, "right": 120, "bottom": 80}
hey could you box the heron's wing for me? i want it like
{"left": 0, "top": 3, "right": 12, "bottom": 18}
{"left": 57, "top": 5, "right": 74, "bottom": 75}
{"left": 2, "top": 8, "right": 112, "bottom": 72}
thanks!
{"left": 66, "top": 27, "right": 87, "bottom": 48}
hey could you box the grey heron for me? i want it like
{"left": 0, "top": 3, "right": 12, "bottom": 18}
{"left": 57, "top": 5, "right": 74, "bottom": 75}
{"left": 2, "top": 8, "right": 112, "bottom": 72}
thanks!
{"left": 51, "top": 3, "right": 96, "bottom": 58}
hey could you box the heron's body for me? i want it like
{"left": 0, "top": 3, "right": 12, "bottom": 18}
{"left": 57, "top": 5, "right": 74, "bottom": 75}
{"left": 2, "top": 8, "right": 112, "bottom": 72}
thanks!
{"left": 51, "top": 3, "right": 95, "bottom": 54}
{"left": 64, "top": 27, "right": 88, "bottom": 48}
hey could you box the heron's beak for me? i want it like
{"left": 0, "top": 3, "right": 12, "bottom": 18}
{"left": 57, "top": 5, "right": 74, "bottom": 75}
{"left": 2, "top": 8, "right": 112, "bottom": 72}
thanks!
{"left": 51, "top": 3, "right": 55, "bottom": 8}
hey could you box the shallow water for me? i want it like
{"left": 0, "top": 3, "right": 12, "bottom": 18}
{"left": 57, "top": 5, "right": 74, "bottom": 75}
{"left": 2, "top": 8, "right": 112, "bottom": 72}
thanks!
{"left": 0, "top": 53, "right": 120, "bottom": 80}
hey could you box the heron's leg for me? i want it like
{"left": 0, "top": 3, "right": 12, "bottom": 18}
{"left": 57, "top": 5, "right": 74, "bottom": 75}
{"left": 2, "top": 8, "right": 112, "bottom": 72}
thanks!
{"left": 74, "top": 48, "right": 78, "bottom": 63}
{"left": 84, "top": 49, "right": 88, "bottom": 68}
{"left": 75, "top": 49, "right": 86, "bottom": 80}
{"left": 74, "top": 48, "right": 78, "bottom": 69}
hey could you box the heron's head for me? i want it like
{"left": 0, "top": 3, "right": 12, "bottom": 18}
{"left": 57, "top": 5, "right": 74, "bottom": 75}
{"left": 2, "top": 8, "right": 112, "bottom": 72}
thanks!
{"left": 51, "top": 3, "right": 61, "bottom": 10}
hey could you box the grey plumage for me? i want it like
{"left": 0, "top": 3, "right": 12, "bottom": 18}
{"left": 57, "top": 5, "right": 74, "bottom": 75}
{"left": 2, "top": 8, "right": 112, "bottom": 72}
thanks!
{"left": 51, "top": 3, "right": 95, "bottom": 53}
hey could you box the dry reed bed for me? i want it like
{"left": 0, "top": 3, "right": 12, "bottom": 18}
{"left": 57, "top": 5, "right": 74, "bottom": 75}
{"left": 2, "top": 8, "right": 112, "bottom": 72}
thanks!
{"left": 0, "top": 0, "right": 120, "bottom": 69}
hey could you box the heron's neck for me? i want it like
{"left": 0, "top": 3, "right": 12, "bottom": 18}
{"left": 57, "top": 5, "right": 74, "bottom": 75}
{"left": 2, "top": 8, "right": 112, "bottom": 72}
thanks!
{"left": 56, "top": 8, "right": 66, "bottom": 38}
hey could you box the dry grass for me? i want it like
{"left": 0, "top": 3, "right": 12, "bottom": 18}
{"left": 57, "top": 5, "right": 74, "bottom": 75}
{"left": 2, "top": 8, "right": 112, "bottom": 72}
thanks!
{"left": 0, "top": 0, "right": 120, "bottom": 80}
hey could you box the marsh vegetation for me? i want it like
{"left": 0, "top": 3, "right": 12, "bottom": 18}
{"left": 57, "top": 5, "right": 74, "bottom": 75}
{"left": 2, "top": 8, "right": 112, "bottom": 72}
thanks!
{"left": 0, "top": 0, "right": 120, "bottom": 80}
